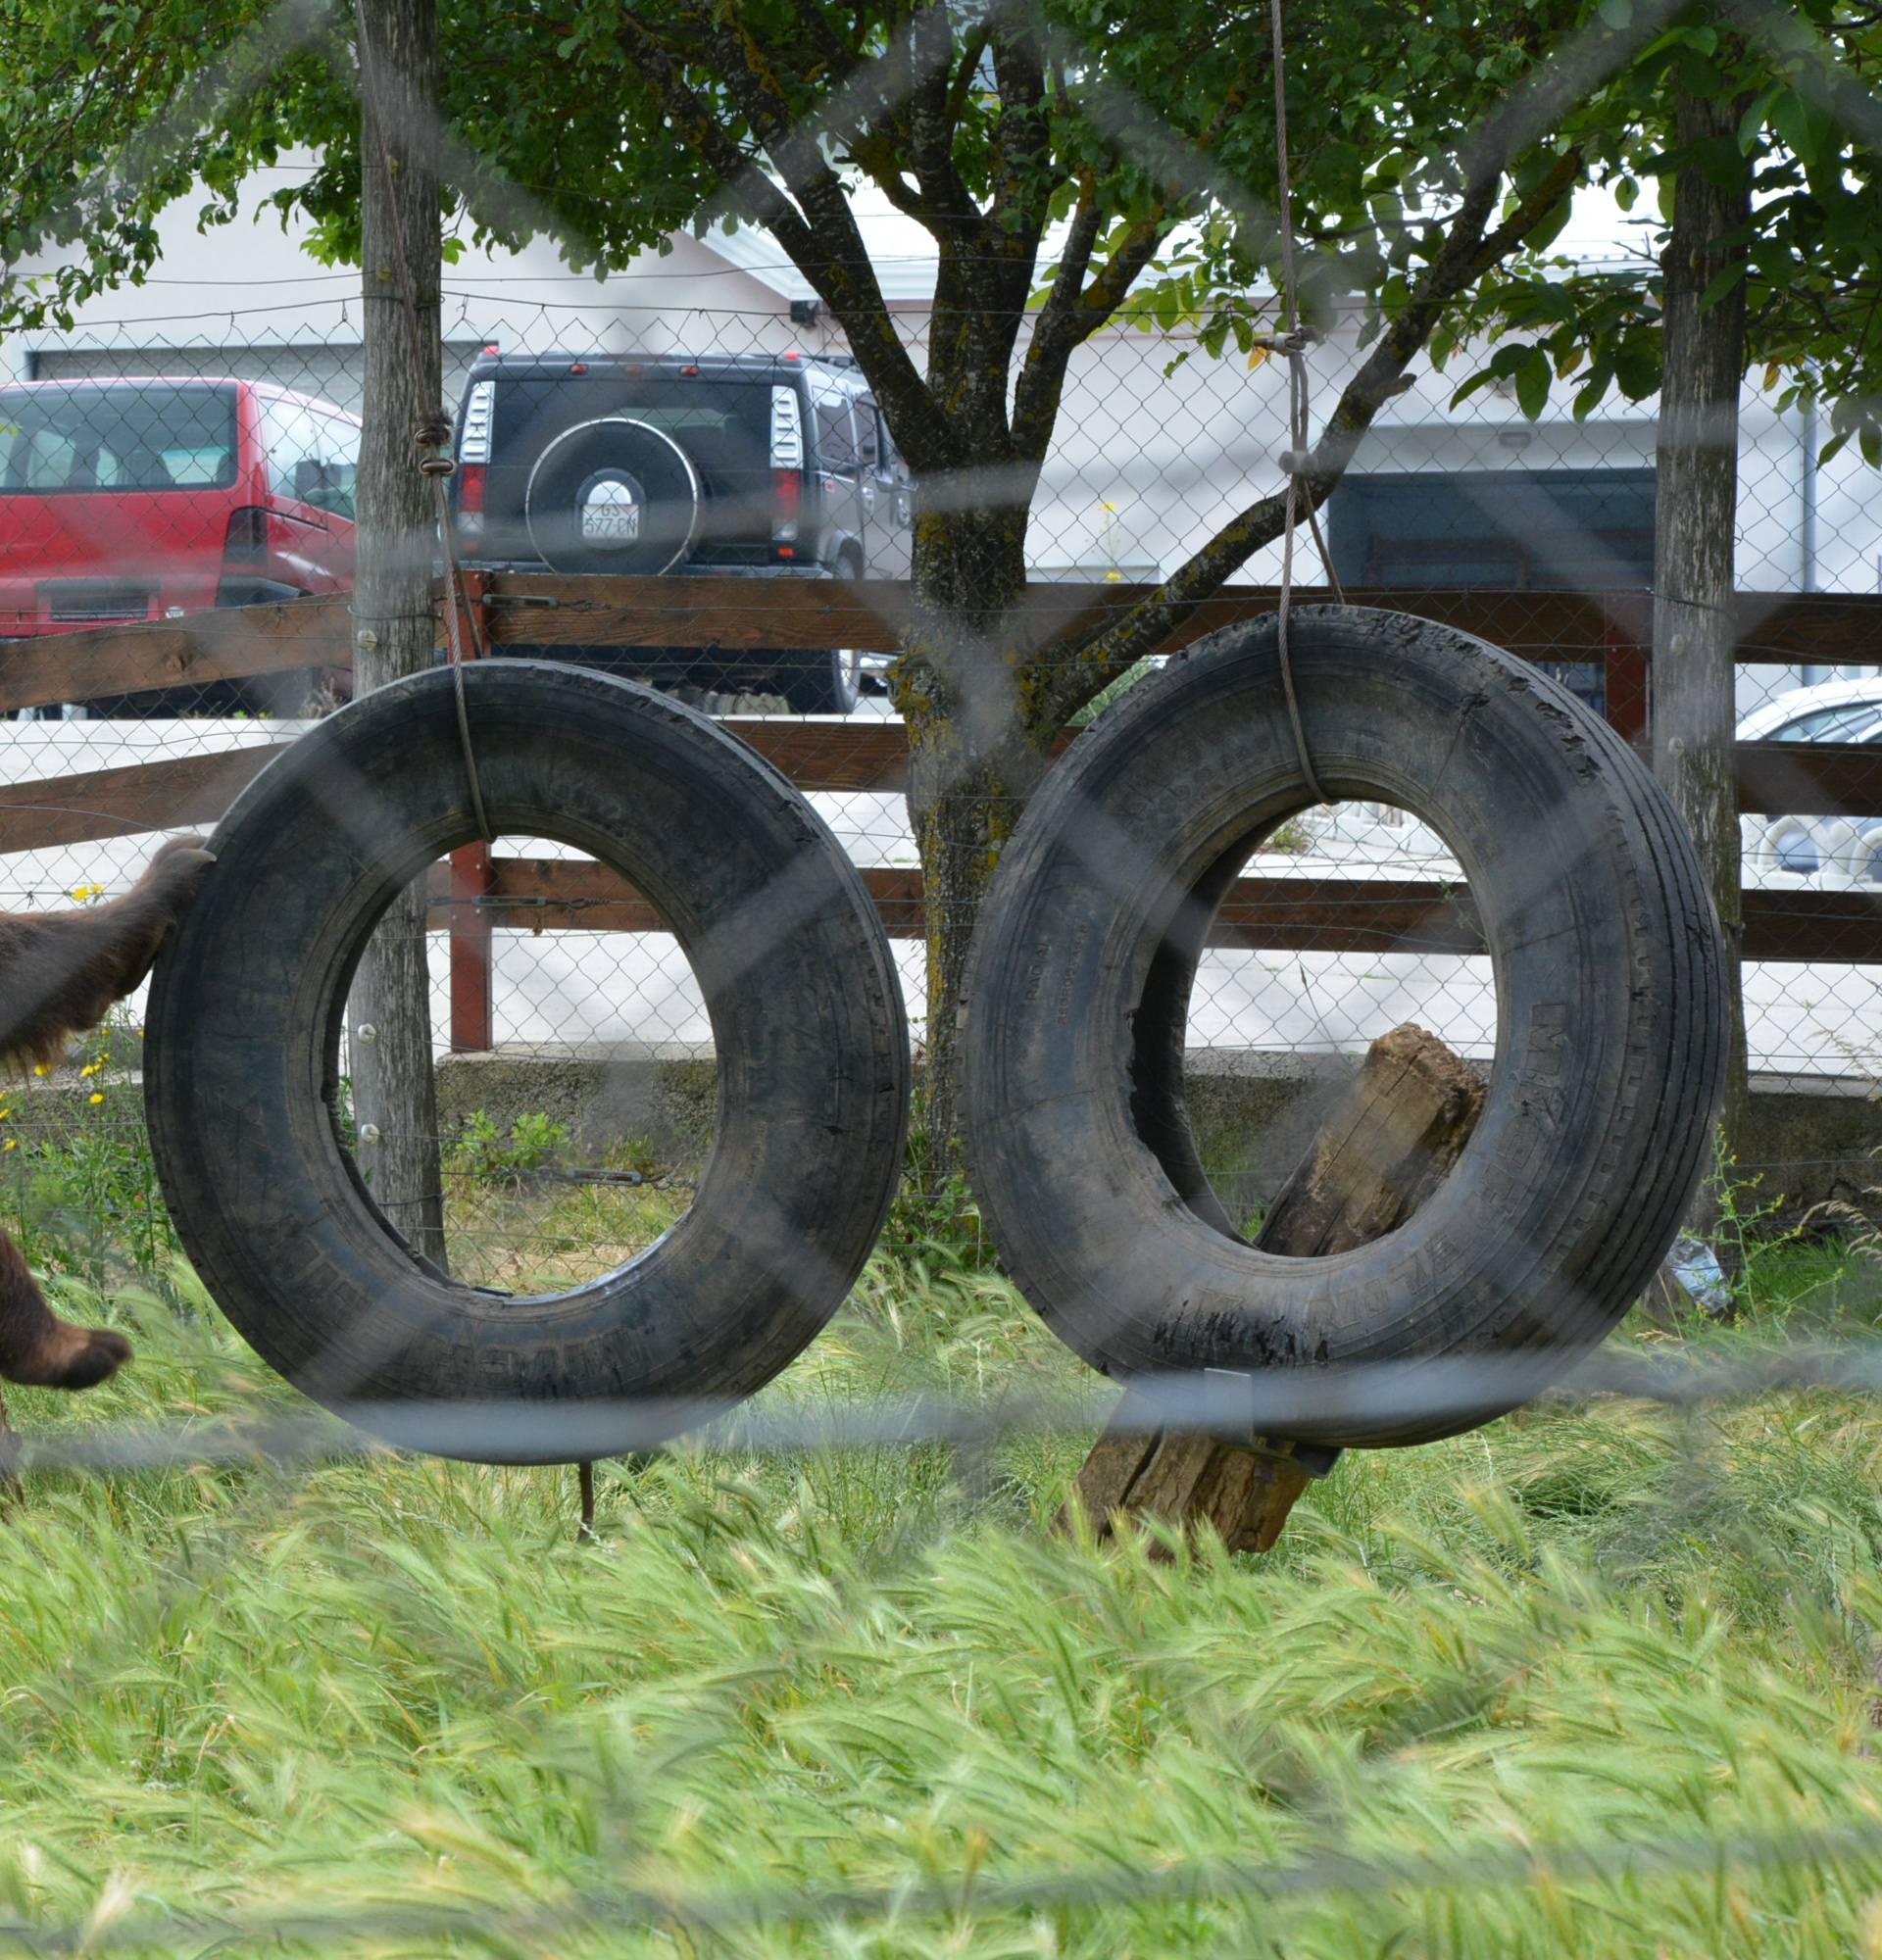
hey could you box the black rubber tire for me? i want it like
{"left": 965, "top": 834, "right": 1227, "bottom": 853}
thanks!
{"left": 145, "top": 661, "right": 910, "bottom": 1462}
{"left": 524, "top": 417, "right": 701, "bottom": 575}
{"left": 964, "top": 607, "right": 1726, "bottom": 1446}
{"left": 777, "top": 645, "right": 863, "bottom": 715}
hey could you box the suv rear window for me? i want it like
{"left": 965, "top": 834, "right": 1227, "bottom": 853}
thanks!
{"left": 0, "top": 382, "right": 239, "bottom": 494}
{"left": 492, "top": 372, "right": 771, "bottom": 471}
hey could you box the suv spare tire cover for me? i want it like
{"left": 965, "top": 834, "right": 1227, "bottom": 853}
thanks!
{"left": 963, "top": 607, "right": 1726, "bottom": 1447}
{"left": 145, "top": 662, "right": 911, "bottom": 1462}
{"left": 524, "top": 416, "right": 702, "bottom": 575}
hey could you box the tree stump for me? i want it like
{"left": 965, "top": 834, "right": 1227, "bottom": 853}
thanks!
{"left": 1061, "top": 1023, "right": 1485, "bottom": 1555}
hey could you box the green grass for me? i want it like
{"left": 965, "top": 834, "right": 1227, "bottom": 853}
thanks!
{"left": 6, "top": 1153, "right": 1882, "bottom": 1952}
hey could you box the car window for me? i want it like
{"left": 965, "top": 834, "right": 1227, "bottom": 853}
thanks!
{"left": 0, "top": 382, "right": 238, "bottom": 493}
{"left": 305, "top": 414, "right": 360, "bottom": 518}
{"left": 854, "top": 395, "right": 880, "bottom": 469}
{"left": 490, "top": 373, "right": 771, "bottom": 475}
{"left": 1768, "top": 703, "right": 1882, "bottom": 742}
{"left": 875, "top": 409, "right": 904, "bottom": 472}
{"left": 1823, "top": 707, "right": 1881, "bottom": 742}
{"left": 814, "top": 392, "right": 857, "bottom": 470}
{"left": 258, "top": 396, "right": 323, "bottom": 496}
{"left": 258, "top": 398, "right": 362, "bottom": 517}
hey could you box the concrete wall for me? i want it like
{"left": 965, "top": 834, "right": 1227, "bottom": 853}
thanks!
{"left": 399, "top": 1042, "right": 1880, "bottom": 1235}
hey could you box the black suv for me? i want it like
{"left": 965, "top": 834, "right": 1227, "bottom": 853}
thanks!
{"left": 450, "top": 349, "right": 912, "bottom": 712}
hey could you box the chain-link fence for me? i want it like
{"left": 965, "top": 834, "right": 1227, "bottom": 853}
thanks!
{"left": 9, "top": 0, "right": 1882, "bottom": 1944}
{"left": 2, "top": 298, "right": 1878, "bottom": 1270}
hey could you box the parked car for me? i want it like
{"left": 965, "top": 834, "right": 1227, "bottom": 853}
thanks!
{"left": 1738, "top": 678, "right": 1882, "bottom": 887}
{"left": 450, "top": 348, "right": 912, "bottom": 712}
{"left": 0, "top": 376, "right": 359, "bottom": 716}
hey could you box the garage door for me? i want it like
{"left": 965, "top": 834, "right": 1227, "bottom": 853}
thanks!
{"left": 31, "top": 341, "right": 486, "bottom": 420}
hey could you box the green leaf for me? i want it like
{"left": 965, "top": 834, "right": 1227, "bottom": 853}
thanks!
{"left": 1597, "top": 0, "right": 1631, "bottom": 26}
{"left": 1770, "top": 90, "right": 1833, "bottom": 172}
{"left": 1700, "top": 262, "right": 1746, "bottom": 310}
{"left": 1613, "top": 338, "right": 1660, "bottom": 401}
{"left": 1519, "top": 193, "right": 1575, "bottom": 256}
{"left": 1737, "top": 83, "right": 1783, "bottom": 156}
{"left": 1514, "top": 348, "right": 1551, "bottom": 419}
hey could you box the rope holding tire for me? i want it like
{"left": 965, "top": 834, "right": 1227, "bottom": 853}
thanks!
{"left": 144, "top": 662, "right": 910, "bottom": 1463}
{"left": 963, "top": 607, "right": 1728, "bottom": 1447}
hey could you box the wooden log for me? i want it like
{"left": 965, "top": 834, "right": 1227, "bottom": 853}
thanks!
{"left": 1061, "top": 1022, "right": 1485, "bottom": 1556}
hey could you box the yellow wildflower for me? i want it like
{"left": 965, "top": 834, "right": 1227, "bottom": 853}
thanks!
{"left": 69, "top": 884, "right": 105, "bottom": 904}
{"left": 2, "top": 1140, "right": 15, "bottom": 1152}
{"left": 87, "top": 1093, "right": 104, "bottom": 1106}
{"left": 31, "top": 1064, "right": 47, "bottom": 1077}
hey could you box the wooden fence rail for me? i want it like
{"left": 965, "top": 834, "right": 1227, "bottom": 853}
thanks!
{"left": 6, "top": 575, "right": 1881, "bottom": 717}
{"left": 3, "top": 575, "right": 1879, "bottom": 1054}
{"left": 7, "top": 725, "right": 1878, "bottom": 860}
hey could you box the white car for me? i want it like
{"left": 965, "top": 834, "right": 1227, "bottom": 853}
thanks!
{"left": 1738, "top": 679, "right": 1882, "bottom": 888}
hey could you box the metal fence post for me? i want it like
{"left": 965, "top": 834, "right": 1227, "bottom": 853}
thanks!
{"left": 1603, "top": 598, "right": 1653, "bottom": 750}
{"left": 447, "top": 568, "right": 494, "bottom": 1054}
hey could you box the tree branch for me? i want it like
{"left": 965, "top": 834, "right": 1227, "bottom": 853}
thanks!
{"left": 611, "top": 5, "right": 957, "bottom": 467}
{"left": 905, "top": 1, "right": 981, "bottom": 239}
{"left": 1027, "top": 157, "right": 1556, "bottom": 727}
{"left": 1011, "top": 214, "right": 1178, "bottom": 461}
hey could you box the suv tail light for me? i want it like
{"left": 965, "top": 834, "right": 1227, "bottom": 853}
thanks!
{"left": 223, "top": 507, "right": 269, "bottom": 569}
{"left": 770, "top": 385, "right": 804, "bottom": 554}
{"left": 457, "top": 463, "right": 486, "bottom": 535}
{"left": 772, "top": 466, "right": 800, "bottom": 555}
{"left": 456, "top": 381, "right": 495, "bottom": 537}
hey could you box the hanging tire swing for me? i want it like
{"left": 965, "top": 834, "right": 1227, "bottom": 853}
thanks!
{"left": 964, "top": 607, "right": 1727, "bottom": 1447}
{"left": 144, "top": 661, "right": 910, "bottom": 1463}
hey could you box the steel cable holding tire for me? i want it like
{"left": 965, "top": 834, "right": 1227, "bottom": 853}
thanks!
{"left": 963, "top": 608, "right": 1727, "bottom": 1447}
{"left": 145, "top": 662, "right": 910, "bottom": 1462}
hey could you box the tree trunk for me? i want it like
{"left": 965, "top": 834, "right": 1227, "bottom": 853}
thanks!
{"left": 1061, "top": 1023, "right": 1485, "bottom": 1554}
{"left": 1652, "top": 85, "right": 1752, "bottom": 1236}
{"left": 351, "top": 0, "right": 447, "bottom": 1266}
{"left": 894, "top": 504, "right": 1049, "bottom": 1180}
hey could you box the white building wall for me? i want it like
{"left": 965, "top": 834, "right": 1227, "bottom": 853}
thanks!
{"left": 8, "top": 170, "right": 1877, "bottom": 633}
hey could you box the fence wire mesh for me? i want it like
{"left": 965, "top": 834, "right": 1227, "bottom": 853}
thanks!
{"left": 1, "top": 301, "right": 1877, "bottom": 1246}
{"left": 5, "top": 0, "right": 1882, "bottom": 1947}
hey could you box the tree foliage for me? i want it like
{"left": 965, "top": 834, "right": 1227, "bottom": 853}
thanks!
{"left": 1438, "top": 0, "right": 1882, "bottom": 464}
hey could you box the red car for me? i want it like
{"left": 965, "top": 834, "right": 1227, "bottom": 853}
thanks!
{"left": 0, "top": 376, "right": 360, "bottom": 714}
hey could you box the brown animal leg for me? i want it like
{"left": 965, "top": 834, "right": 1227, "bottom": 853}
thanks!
{"left": 0, "top": 836, "right": 216, "bottom": 1074}
{"left": 0, "top": 1233, "right": 131, "bottom": 1390}
{"left": 0, "top": 836, "right": 215, "bottom": 1409}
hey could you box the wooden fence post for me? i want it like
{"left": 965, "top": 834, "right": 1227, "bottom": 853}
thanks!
{"left": 351, "top": 0, "right": 449, "bottom": 1267}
